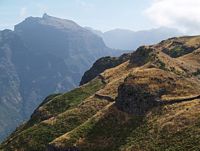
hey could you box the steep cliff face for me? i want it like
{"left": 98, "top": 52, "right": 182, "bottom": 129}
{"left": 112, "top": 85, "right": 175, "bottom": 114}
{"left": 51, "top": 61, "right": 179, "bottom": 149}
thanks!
{"left": 1, "top": 36, "right": 200, "bottom": 151}
{"left": 0, "top": 30, "right": 25, "bottom": 141}
{"left": 0, "top": 14, "right": 123, "bottom": 142}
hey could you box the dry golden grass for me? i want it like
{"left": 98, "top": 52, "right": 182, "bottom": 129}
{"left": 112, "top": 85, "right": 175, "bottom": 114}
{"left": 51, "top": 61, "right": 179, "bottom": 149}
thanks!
{"left": 2, "top": 36, "right": 200, "bottom": 151}
{"left": 149, "top": 99, "right": 200, "bottom": 133}
{"left": 178, "top": 48, "right": 200, "bottom": 70}
{"left": 37, "top": 36, "right": 200, "bottom": 150}
{"left": 49, "top": 102, "right": 115, "bottom": 148}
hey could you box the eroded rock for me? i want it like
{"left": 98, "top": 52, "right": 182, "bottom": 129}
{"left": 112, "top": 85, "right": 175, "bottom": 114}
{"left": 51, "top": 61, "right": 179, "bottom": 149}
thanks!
{"left": 115, "top": 83, "right": 159, "bottom": 115}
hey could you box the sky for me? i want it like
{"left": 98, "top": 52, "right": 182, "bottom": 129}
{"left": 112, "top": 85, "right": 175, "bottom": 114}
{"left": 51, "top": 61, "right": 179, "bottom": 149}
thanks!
{"left": 0, "top": 0, "right": 200, "bottom": 34}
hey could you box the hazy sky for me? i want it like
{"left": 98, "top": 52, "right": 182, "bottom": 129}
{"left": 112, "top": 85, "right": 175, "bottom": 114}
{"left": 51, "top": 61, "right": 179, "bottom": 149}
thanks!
{"left": 0, "top": 0, "right": 200, "bottom": 34}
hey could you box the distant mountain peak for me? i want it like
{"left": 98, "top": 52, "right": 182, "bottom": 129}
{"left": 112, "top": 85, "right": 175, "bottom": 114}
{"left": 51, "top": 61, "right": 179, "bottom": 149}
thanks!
{"left": 15, "top": 14, "right": 82, "bottom": 32}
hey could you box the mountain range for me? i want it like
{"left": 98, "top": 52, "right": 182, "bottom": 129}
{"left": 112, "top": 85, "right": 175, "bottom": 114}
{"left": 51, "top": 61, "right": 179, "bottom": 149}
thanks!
{"left": 86, "top": 27, "right": 183, "bottom": 50}
{"left": 0, "top": 13, "right": 191, "bottom": 144}
{"left": 0, "top": 14, "right": 124, "bottom": 142}
{"left": 1, "top": 35, "right": 200, "bottom": 151}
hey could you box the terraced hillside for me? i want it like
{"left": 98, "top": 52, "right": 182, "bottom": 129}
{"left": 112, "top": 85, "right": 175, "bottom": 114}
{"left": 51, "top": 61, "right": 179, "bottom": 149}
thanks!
{"left": 1, "top": 36, "right": 200, "bottom": 151}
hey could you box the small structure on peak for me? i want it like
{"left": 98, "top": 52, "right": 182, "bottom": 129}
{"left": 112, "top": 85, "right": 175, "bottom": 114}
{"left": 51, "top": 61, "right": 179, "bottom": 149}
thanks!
{"left": 43, "top": 13, "right": 50, "bottom": 18}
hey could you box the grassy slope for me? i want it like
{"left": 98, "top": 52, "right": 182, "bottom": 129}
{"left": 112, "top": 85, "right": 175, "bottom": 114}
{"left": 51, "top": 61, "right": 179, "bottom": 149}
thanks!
{"left": 51, "top": 100, "right": 200, "bottom": 151}
{"left": 1, "top": 36, "right": 200, "bottom": 151}
{"left": 26, "top": 78, "right": 105, "bottom": 128}
{"left": 49, "top": 36, "right": 200, "bottom": 151}
{"left": 0, "top": 78, "right": 106, "bottom": 151}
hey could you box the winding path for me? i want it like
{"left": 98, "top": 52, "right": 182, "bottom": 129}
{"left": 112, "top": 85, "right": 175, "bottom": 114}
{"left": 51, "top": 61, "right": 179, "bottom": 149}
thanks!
{"left": 94, "top": 93, "right": 115, "bottom": 102}
{"left": 158, "top": 95, "right": 200, "bottom": 105}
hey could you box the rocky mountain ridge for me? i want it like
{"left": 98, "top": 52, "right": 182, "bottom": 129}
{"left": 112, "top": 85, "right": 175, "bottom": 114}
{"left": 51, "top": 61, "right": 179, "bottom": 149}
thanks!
{"left": 87, "top": 27, "right": 183, "bottom": 50}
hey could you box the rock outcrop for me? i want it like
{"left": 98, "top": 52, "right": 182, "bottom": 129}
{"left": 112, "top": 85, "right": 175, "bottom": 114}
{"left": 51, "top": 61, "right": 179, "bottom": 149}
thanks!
{"left": 115, "top": 83, "right": 159, "bottom": 115}
{"left": 80, "top": 53, "right": 131, "bottom": 85}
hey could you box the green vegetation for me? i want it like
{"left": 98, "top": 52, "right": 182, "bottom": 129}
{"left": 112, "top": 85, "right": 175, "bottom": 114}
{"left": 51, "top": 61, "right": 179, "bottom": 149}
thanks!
{"left": 153, "top": 119, "right": 200, "bottom": 151}
{"left": 50, "top": 105, "right": 145, "bottom": 151}
{"left": 45, "top": 78, "right": 104, "bottom": 114}
{"left": 0, "top": 78, "right": 107, "bottom": 151}
{"left": 193, "top": 69, "right": 200, "bottom": 76}
{"left": 165, "top": 45, "right": 195, "bottom": 58}
{"left": 1, "top": 36, "right": 200, "bottom": 151}
{"left": 51, "top": 105, "right": 200, "bottom": 151}
{"left": 156, "top": 59, "right": 166, "bottom": 70}
{"left": 3, "top": 100, "right": 107, "bottom": 151}
{"left": 25, "top": 78, "right": 105, "bottom": 128}
{"left": 170, "top": 46, "right": 184, "bottom": 57}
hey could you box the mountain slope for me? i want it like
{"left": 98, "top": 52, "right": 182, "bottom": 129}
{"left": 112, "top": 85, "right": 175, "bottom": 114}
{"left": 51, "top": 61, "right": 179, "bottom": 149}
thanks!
{"left": 0, "top": 30, "right": 24, "bottom": 141}
{"left": 0, "top": 14, "right": 123, "bottom": 142}
{"left": 1, "top": 36, "right": 200, "bottom": 151}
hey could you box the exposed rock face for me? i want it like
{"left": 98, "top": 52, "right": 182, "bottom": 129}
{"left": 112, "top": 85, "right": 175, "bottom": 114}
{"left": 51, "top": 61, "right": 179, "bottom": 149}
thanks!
{"left": 80, "top": 53, "right": 131, "bottom": 85}
{"left": 115, "top": 82, "right": 159, "bottom": 115}
{"left": 0, "top": 30, "right": 26, "bottom": 141}
{"left": 130, "top": 46, "right": 156, "bottom": 66}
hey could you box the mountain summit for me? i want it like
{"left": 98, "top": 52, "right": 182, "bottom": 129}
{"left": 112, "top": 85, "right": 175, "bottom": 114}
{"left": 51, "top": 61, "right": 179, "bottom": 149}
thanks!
{"left": 1, "top": 35, "right": 200, "bottom": 151}
{"left": 18, "top": 13, "right": 81, "bottom": 30}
